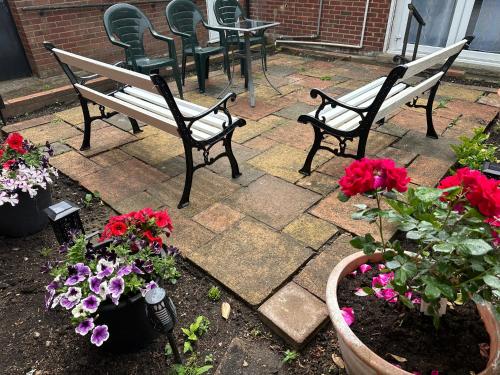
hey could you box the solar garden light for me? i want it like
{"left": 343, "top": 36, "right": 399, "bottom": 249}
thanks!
{"left": 44, "top": 200, "right": 85, "bottom": 245}
{"left": 145, "top": 287, "right": 183, "bottom": 364}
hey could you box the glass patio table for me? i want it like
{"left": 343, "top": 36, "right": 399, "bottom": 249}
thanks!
{"left": 210, "top": 19, "right": 280, "bottom": 107}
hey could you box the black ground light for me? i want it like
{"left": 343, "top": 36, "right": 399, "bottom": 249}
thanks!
{"left": 145, "top": 287, "right": 183, "bottom": 364}
{"left": 44, "top": 200, "right": 84, "bottom": 244}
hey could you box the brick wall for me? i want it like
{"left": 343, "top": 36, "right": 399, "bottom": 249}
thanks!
{"left": 8, "top": 0, "right": 240, "bottom": 78}
{"left": 250, "top": 0, "right": 391, "bottom": 53}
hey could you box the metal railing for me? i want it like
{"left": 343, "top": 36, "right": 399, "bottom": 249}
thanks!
{"left": 393, "top": 3, "right": 425, "bottom": 64}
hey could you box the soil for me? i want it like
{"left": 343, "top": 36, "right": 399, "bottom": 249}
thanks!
{"left": 337, "top": 264, "right": 490, "bottom": 375}
{"left": 0, "top": 175, "right": 346, "bottom": 375}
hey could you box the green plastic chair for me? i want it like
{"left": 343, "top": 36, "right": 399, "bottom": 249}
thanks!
{"left": 166, "top": 0, "right": 230, "bottom": 93}
{"left": 213, "top": 0, "right": 267, "bottom": 78}
{"left": 103, "top": 3, "right": 183, "bottom": 98}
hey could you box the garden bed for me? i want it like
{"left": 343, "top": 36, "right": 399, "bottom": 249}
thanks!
{"left": 0, "top": 175, "right": 345, "bottom": 375}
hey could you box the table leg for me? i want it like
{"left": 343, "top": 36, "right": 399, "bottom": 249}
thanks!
{"left": 244, "top": 32, "right": 255, "bottom": 107}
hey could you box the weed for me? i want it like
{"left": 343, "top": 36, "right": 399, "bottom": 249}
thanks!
{"left": 207, "top": 285, "right": 221, "bottom": 301}
{"left": 435, "top": 97, "right": 451, "bottom": 109}
{"left": 171, "top": 355, "right": 212, "bottom": 375}
{"left": 320, "top": 76, "right": 332, "bottom": 81}
{"left": 82, "top": 191, "right": 102, "bottom": 208}
{"left": 282, "top": 349, "right": 299, "bottom": 363}
{"left": 451, "top": 127, "right": 498, "bottom": 169}
{"left": 39, "top": 247, "right": 53, "bottom": 257}
{"left": 181, "top": 316, "right": 210, "bottom": 354}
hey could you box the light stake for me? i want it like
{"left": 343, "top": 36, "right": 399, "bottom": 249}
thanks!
{"left": 44, "top": 200, "right": 85, "bottom": 245}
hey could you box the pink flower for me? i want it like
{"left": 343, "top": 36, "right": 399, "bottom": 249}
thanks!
{"left": 381, "top": 288, "right": 398, "bottom": 303}
{"left": 372, "top": 272, "right": 394, "bottom": 288}
{"left": 377, "top": 264, "right": 386, "bottom": 271}
{"left": 359, "top": 264, "right": 372, "bottom": 274}
{"left": 349, "top": 270, "right": 357, "bottom": 277}
{"left": 354, "top": 288, "right": 369, "bottom": 296}
{"left": 341, "top": 307, "right": 355, "bottom": 326}
{"left": 431, "top": 371, "right": 439, "bottom": 375}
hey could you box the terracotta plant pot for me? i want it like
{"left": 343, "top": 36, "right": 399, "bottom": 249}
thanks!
{"left": 325, "top": 251, "right": 500, "bottom": 375}
{"left": 0, "top": 187, "right": 52, "bottom": 237}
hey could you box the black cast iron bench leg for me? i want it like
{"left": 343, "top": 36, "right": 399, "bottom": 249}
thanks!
{"left": 299, "top": 125, "right": 323, "bottom": 176}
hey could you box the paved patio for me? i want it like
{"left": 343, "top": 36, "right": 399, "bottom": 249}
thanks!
{"left": 3, "top": 53, "right": 499, "bottom": 348}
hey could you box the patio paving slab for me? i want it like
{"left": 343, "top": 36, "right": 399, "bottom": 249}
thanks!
{"left": 1, "top": 114, "right": 54, "bottom": 133}
{"left": 283, "top": 213, "right": 338, "bottom": 250}
{"left": 294, "top": 234, "right": 357, "bottom": 301}
{"left": 19, "top": 120, "right": 81, "bottom": 146}
{"left": 111, "top": 191, "right": 164, "bottom": 214}
{"left": 189, "top": 218, "right": 312, "bottom": 306}
{"left": 50, "top": 150, "right": 102, "bottom": 181}
{"left": 167, "top": 211, "right": 215, "bottom": 258}
{"left": 49, "top": 142, "right": 71, "bottom": 156}
{"left": 258, "top": 282, "right": 328, "bottom": 349}
{"left": 296, "top": 172, "right": 339, "bottom": 196}
{"left": 392, "top": 130, "right": 458, "bottom": 162}
{"left": 344, "top": 131, "right": 397, "bottom": 156}
{"left": 120, "top": 132, "right": 185, "bottom": 166}
{"left": 102, "top": 113, "right": 145, "bottom": 132}
{"left": 436, "top": 83, "right": 484, "bottom": 102}
{"left": 242, "top": 135, "right": 278, "bottom": 152}
{"left": 229, "top": 97, "right": 293, "bottom": 121}
{"left": 376, "top": 146, "right": 418, "bottom": 167}
{"left": 73, "top": 119, "right": 110, "bottom": 132}
{"left": 233, "top": 117, "right": 282, "bottom": 144}
{"left": 65, "top": 126, "right": 136, "bottom": 157}
{"left": 90, "top": 149, "right": 133, "bottom": 168}
{"left": 309, "top": 192, "right": 397, "bottom": 242}
{"left": 78, "top": 158, "right": 169, "bottom": 206}
{"left": 262, "top": 121, "right": 315, "bottom": 151}
{"left": 317, "top": 156, "right": 355, "bottom": 180}
{"left": 374, "top": 122, "right": 409, "bottom": 138}
{"left": 55, "top": 105, "right": 101, "bottom": 125}
{"left": 247, "top": 143, "right": 330, "bottom": 183}
{"left": 273, "top": 102, "right": 317, "bottom": 121}
{"left": 192, "top": 202, "right": 244, "bottom": 233}
{"left": 388, "top": 109, "right": 452, "bottom": 135}
{"left": 225, "top": 175, "right": 320, "bottom": 230}
{"left": 153, "top": 156, "right": 186, "bottom": 178}
{"left": 478, "top": 93, "right": 500, "bottom": 108}
{"left": 442, "top": 117, "right": 488, "bottom": 140}
{"left": 433, "top": 99, "right": 499, "bottom": 123}
{"left": 406, "top": 155, "right": 451, "bottom": 187}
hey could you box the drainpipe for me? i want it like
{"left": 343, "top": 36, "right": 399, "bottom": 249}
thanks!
{"left": 275, "top": 0, "right": 370, "bottom": 49}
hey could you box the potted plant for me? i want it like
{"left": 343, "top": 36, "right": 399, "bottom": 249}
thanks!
{"left": 326, "top": 158, "right": 499, "bottom": 374}
{"left": 0, "top": 132, "right": 57, "bottom": 237}
{"left": 45, "top": 207, "right": 181, "bottom": 353}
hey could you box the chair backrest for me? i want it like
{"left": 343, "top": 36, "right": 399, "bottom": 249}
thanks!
{"left": 166, "top": 0, "right": 204, "bottom": 49}
{"left": 213, "top": 0, "right": 244, "bottom": 41}
{"left": 103, "top": 3, "right": 151, "bottom": 60}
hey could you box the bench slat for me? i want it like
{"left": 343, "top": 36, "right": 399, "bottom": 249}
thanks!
{"left": 402, "top": 39, "right": 467, "bottom": 79}
{"left": 113, "top": 91, "right": 220, "bottom": 139}
{"left": 54, "top": 48, "right": 156, "bottom": 93}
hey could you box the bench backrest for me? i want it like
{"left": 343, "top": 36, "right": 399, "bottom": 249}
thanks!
{"left": 44, "top": 42, "right": 188, "bottom": 138}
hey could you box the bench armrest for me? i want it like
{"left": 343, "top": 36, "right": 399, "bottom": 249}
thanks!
{"left": 150, "top": 29, "right": 178, "bottom": 59}
{"left": 310, "top": 88, "right": 369, "bottom": 119}
{"left": 79, "top": 61, "right": 126, "bottom": 84}
{"left": 183, "top": 92, "right": 238, "bottom": 129}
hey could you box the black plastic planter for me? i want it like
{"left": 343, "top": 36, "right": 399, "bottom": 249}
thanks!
{"left": 0, "top": 187, "right": 52, "bottom": 237}
{"left": 95, "top": 292, "right": 159, "bottom": 353}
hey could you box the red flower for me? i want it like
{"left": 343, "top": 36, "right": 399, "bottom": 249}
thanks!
{"left": 143, "top": 230, "right": 162, "bottom": 247}
{"left": 2, "top": 159, "right": 15, "bottom": 170}
{"left": 339, "top": 159, "right": 375, "bottom": 196}
{"left": 0, "top": 148, "right": 4, "bottom": 159}
{"left": 6, "top": 133, "right": 26, "bottom": 154}
{"left": 110, "top": 221, "right": 127, "bottom": 236}
{"left": 154, "top": 210, "right": 173, "bottom": 231}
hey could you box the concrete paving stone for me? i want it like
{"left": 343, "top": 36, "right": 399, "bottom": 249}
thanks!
{"left": 48, "top": 142, "right": 71, "bottom": 156}
{"left": 2, "top": 114, "right": 54, "bottom": 133}
{"left": 189, "top": 218, "right": 312, "bottom": 306}
{"left": 132, "top": 125, "right": 164, "bottom": 140}
{"left": 225, "top": 174, "right": 320, "bottom": 230}
{"left": 277, "top": 83, "right": 304, "bottom": 96}
{"left": 334, "top": 79, "right": 372, "bottom": 91}
{"left": 478, "top": 93, "right": 500, "bottom": 108}
{"left": 345, "top": 131, "right": 397, "bottom": 156}
{"left": 19, "top": 120, "right": 81, "bottom": 146}
{"left": 388, "top": 109, "right": 452, "bottom": 135}
{"left": 192, "top": 202, "right": 244, "bottom": 233}
{"left": 246, "top": 85, "right": 283, "bottom": 100}
{"left": 296, "top": 172, "right": 339, "bottom": 196}
{"left": 253, "top": 72, "right": 303, "bottom": 88}
{"left": 242, "top": 135, "right": 278, "bottom": 152}
{"left": 262, "top": 120, "right": 315, "bottom": 151}
{"left": 376, "top": 146, "right": 418, "bottom": 167}
{"left": 121, "top": 131, "right": 184, "bottom": 165}
{"left": 392, "top": 130, "right": 458, "bottom": 162}
{"left": 148, "top": 168, "right": 240, "bottom": 218}
{"left": 317, "top": 156, "right": 354, "bottom": 180}
{"left": 153, "top": 156, "right": 186, "bottom": 178}
{"left": 79, "top": 158, "right": 169, "bottom": 207}
{"left": 111, "top": 191, "right": 164, "bottom": 214}
{"left": 442, "top": 117, "right": 488, "bottom": 140}
{"left": 73, "top": 119, "right": 111, "bottom": 132}
{"left": 294, "top": 234, "right": 358, "bottom": 301}
{"left": 267, "top": 64, "right": 299, "bottom": 77}
{"left": 102, "top": 113, "right": 145, "bottom": 132}
{"left": 49, "top": 150, "right": 102, "bottom": 181}
{"left": 375, "top": 122, "right": 409, "bottom": 138}
{"left": 436, "top": 83, "right": 484, "bottom": 102}
{"left": 283, "top": 87, "right": 323, "bottom": 106}
{"left": 90, "top": 149, "right": 133, "bottom": 168}
{"left": 229, "top": 96, "right": 293, "bottom": 121}
{"left": 324, "top": 86, "right": 353, "bottom": 98}
{"left": 247, "top": 143, "right": 330, "bottom": 183}
{"left": 182, "top": 91, "right": 220, "bottom": 108}
{"left": 287, "top": 74, "right": 334, "bottom": 90}
{"left": 214, "top": 337, "right": 284, "bottom": 375}
{"left": 309, "top": 192, "right": 397, "bottom": 242}
{"left": 233, "top": 118, "right": 278, "bottom": 144}
{"left": 55, "top": 105, "right": 101, "bottom": 125}
{"left": 434, "top": 100, "right": 499, "bottom": 123}
{"left": 65, "top": 126, "right": 136, "bottom": 157}
{"left": 406, "top": 155, "right": 451, "bottom": 187}
{"left": 258, "top": 282, "right": 328, "bottom": 349}
{"left": 283, "top": 213, "right": 338, "bottom": 250}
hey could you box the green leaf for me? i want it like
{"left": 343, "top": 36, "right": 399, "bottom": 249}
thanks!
{"left": 183, "top": 341, "right": 193, "bottom": 353}
{"left": 399, "top": 294, "right": 415, "bottom": 309}
{"left": 386, "top": 260, "right": 401, "bottom": 270}
{"left": 462, "top": 239, "right": 493, "bottom": 256}
{"left": 338, "top": 191, "right": 350, "bottom": 202}
{"left": 196, "top": 365, "right": 213, "bottom": 375}
{"left": 433, "top": 243, "right": 455, "bottom": 253}
{"left": 406, "top": 231, "right": 422, "bottom": 240}
{"left": 414, "top": 187, "right": 443, "bottom": 202}
{"left": 424, "top": 282, "right": 441, "bottom": 300}
{"left": 483, "top": 275, "right": 500, "bottom": 290}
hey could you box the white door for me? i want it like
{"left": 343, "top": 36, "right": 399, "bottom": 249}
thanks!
{"left": 386, "top": 0, "right": 500, "bottom": 68}
{"left": 206, "top": 0, "right": 220, "bottom": 43}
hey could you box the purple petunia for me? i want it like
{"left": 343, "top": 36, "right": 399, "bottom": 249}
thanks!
{"left": 75, "top": 318, "right": 95, "bottom": 336}
{"left": 117, "top": 265, "right": 132, "bottom": 277}
{"left": 140, "top": 280, "right": 158, "bottom": 297}
{"left": 81, "top": 295, "right": 100, "bottom": 313}
{"left": 60, "top": 296, "right": 77, "bottom": 310}
{"left": 75, "top": 263, "right": 91, "bottom": 277}
{"left": 90, "top": 325, "right": 109, "bottom": 347}
{"left": 108, "top": 276, "right": 124, "bottom": 299}
{"left": 65, "top": 287, "right": 82, "bottom": 302}
{"left": 64, "top": 274, "right": 84, "bottom": 286}
{"left": 88, "top": 276, "right": 102, "bottom": 294}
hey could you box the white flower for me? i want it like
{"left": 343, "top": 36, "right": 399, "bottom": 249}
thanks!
{"left": 71, "top": 303, "right": 85, "bottom": 318}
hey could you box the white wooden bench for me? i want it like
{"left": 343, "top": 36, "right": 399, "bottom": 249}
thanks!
{"left": 44, "top": 42, "right": 246, "bottom": 208}
{"left": 298, "top": 36, "right": 474, "bottom": 175}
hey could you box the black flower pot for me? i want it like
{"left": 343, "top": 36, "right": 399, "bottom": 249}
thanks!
{"left": 0, "top": 187, "right": 52, "bottom": 237}
{"left": 95, "top": 292, "right": 159, "bottom": 353}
